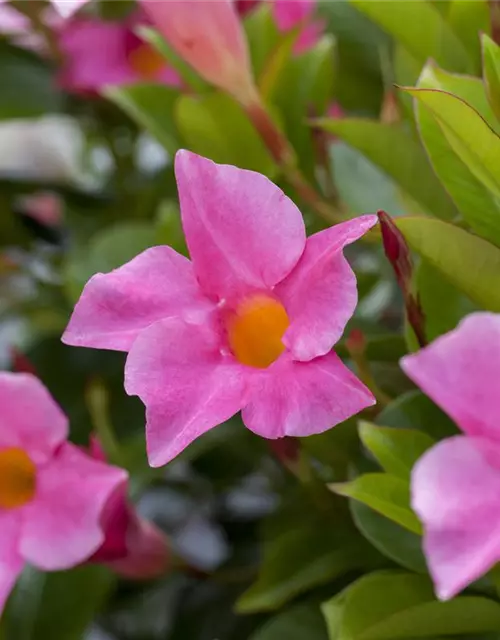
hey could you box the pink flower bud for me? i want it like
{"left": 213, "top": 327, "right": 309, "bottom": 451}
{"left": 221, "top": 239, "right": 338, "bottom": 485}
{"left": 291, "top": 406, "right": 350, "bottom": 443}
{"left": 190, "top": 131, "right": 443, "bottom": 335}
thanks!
{"left": 140, "top": 0, "right": 257, "bottom": 105}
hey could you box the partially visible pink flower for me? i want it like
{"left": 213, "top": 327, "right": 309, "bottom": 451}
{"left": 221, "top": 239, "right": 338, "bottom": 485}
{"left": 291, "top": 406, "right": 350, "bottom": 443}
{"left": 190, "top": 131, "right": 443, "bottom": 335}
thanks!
{"left": 0, "top": 373, "right": 126, "bottom": 612}
{"left": 88, "top": 438, "right": 170, "bottom": 580}
{"left": 63, "top": 150, "right": 376, "bottom": 468}
{"left": 401, "top": 313, "right": 500, "bottom": 600}
{"left": 58, "top": 12, "right": 181, "bottom": 95}
{"left": 18, "top": 192, "right": 63, "bottom": 228}
{"left": 235, "top": 0, "right": 261, "bottom": 16}
{"left": 140, "top": 0, "right": 258, "bottom": 105}
{"left": 272, "top": 0, "right": 325, "bottom": 54}
{"left": 51, "top": 0, "right": 88, "bottom": 18}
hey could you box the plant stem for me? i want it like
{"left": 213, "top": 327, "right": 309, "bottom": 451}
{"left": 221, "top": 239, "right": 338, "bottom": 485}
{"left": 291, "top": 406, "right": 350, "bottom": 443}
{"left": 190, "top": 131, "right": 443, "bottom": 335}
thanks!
{"left": 85, "top": 378, "right": 124, "bottom": 467}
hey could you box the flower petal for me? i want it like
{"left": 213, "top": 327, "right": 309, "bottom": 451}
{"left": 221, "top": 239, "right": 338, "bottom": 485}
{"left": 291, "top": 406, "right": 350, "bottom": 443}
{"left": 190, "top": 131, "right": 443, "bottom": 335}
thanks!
{"left": 0, "top": 372, "right": 67, "bottom": 464}
{"left": 278, "top": 215, "right": 378, "bottom": 361}
{"left": 401, "top": 312, "right": 500, "bottom": 440}
{"left": 51, "top": 0, "right": 87, "bottom": 18}
{"left": 272, "top": 0, "right": 315, "bottom": 31}
{"left": 62, "top": 246, "right": 213, "bottom": 352}
{"left": 174, "top": 150, "right": 306, "bottom": 301}
{"left": 412, "top": 436, "right": 500, "bottom": 600}
{"left": 242, "top": 351, "right": 375, "bottom": 438}
{"left": 20, "top": 443, "right": 127, "bottom": 570}
{"left": 0, "top": 512, "right": 23, "bottom": 613}
{"left": 125, "top": 317, "right": 247, "bottom": 467}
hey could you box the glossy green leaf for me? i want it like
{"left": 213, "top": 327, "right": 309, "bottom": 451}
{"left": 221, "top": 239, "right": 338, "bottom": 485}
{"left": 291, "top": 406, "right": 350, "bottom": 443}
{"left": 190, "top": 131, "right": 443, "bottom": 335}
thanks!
{"left": 482, "top": 34, "right": 500, "bottom": 123}
{"left": 330, "top": 474, "right": 422, "bottom": 534}
{"left": 316, "top": 118, "right": 457, "bottom": 220}
{"left": 250, "top": 604, "right": 328, "bottom": 640}
{"left": 245, "top": 3, "right": 281, "bottom": 79}
{"left": 350, "top": 0, "right": 471, "bottom": 72}
{"left": 358, "top": 421, "right": 434, "bottom": 480}
{"left": 407, "top": 86, "right": 500, "bottom": 200}
{"left": 2, "top": 565, "right": 114, "bottom": 640}
{"left": 322, "top": 571, "right": 500, "bottom": 639}
{"left": 376, "top": 390, "right": 458, "bottom": 440}
{"left": 446, "top": 0, "right": 490, "bottom": 73}
{"left": 105, "top": 83, "right": 180, "bottom": 154}
{"left": 175, "top": 92, "right": 276, "bottom": 176}
{"left": 351, "top": 502, "right": 427, "bottom": 574}
{"left": 236, "top": 510, "right": 379, "bottom": 613}
{"left": 396, "top": 217, "right": 500, "bottom": 311}
{"left": 417, "top": 260, "right": 478, "bottom": 342}
{"left": 0, "top": 43, "right": 63, "bottom": 119}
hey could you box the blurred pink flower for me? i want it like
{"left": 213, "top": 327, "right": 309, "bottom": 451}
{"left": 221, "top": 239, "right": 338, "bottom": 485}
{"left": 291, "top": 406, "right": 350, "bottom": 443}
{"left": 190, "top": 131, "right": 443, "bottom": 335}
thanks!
{"left": 18, "top": 192, "right": 63, "bottom": 228}
{"left": 88, "top": 438, "right": 171, "bottom": 580}
{"left": 0, "top": 373, "right": 126, "bottom": 612}
{"left": 401, "top": 313, "right": 500, "bottom": 600}
{"left": 63, "top": 151, "right": 376, "bottom": 467}
{"left": 140, "top": 0, "right": 257, "bottom": 105}
{"left": 272, "top": 0, "right": 325, "bottom": 54}
{"left": 51, "top": 0, "right": 88, "bottom": 18}
{"left": 58, "top": 12, "right": 181, "bottom": 95}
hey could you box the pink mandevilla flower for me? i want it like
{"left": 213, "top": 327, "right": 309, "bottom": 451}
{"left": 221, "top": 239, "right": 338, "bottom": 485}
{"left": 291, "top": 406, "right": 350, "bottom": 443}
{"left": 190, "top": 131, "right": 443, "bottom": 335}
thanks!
{"left": 401, "top": 312, "right": 500, "bottom": 600}
{"left": 58, "top": 11, "right": 181, "bottom": 95}
{"left": 88, "top": 437, "right": 170, "bottom": 580}
{"left": 62, "top": 150, "right": 376, "bottom": 468}
{"left": 272, "top": 0, "right": 325, "bottom": 54}
{"left": 0, "top": 372, "right": 126, "bottom": 611}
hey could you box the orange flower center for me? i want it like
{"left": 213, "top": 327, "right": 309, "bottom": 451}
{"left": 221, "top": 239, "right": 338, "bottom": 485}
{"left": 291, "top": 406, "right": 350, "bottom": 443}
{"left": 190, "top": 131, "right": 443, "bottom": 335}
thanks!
{"left": 128, "top": 43, "right": 165, "bottom": 79}
{"left": 227, "top": 295, "right": 290, "bottom": 368}
{"left": 0, "top": 448, "right": 36, "bottom": 509}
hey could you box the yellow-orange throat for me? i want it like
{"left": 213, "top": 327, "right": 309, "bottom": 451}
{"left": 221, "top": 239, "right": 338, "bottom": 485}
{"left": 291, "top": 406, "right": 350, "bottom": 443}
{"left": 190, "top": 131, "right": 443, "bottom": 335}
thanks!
{"left": 227, "top": 295, "right": 290, "bottom": 368}
{"left": 0, "top": 448, "right": 36, "bottom": 509}
{"left": 128, "top": 43, "right": 165, "bottom": 79}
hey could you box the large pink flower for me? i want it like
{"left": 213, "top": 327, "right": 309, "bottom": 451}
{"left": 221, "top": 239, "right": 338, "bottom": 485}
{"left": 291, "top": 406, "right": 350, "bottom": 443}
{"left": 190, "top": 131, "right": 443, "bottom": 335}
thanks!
{"left": 272, "top": 0, "right": 325, "bottom": 54}
{"left": 63, "top": 151, "right": 376, "bottom": 467}
{"left": 0, "top": 372, "right": 126, "bottom": 612}
{"left": 401, "top": 313, "right": 500, "bottom": 600}
{"left": 58, "top": 12, "right": 180, "bottom": 95}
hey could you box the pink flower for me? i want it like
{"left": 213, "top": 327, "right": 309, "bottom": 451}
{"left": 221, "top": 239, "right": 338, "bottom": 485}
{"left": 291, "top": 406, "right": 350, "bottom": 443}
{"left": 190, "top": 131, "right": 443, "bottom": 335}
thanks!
{"left": 272, "top": 0, "right": 325, "bottom": 54}
{"left": 62, "top": 151, "right": 376, "bottom": 468}
{"left": 58, "top": 12, "right": 181, "bottom": 95}
{"left": 88, "top": 438, "right": 171, "bottom": 580}
{"left": 401, "top": 313, "right": 500, "bottom": 600}
{"left": 0, "top": 372, "right": 126, "bottom": 612}
{"left": 51, "top": 0, "right": 88, "bottom": 18}
{"left": 140, "top": 0, "right": 258, "bottom": 105}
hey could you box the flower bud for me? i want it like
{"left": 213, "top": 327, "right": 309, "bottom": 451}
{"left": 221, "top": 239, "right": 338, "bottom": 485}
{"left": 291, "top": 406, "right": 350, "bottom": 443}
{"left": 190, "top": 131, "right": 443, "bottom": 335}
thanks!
{"left": 140, "top": 0, "right": 258, "bottom": 105}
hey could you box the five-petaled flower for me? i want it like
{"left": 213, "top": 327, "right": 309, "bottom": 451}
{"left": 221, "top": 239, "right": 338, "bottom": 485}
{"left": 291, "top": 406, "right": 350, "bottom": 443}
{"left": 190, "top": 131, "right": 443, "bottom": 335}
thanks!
{"left": 63, "top": 150, "right": 377, "bottom": 468}
{"left": 0, "top": 372, "right": 126, "bottom": 611}
{"left": 402, "top": 312, "right": 500, "bottom": 600}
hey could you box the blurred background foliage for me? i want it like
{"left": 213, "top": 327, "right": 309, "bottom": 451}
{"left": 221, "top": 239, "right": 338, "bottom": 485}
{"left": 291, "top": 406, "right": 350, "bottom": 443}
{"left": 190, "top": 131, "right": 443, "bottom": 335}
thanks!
{"left": 2, "top": 0, "right": 500, "bottom": 638}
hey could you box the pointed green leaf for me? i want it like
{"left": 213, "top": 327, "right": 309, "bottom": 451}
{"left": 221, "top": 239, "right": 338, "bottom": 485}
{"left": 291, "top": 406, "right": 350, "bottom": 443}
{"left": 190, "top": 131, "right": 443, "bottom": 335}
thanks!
{"left": 396, "top": 217, "right": 500, "bottom": 311}
{"left": 446, "top": 0, "right": 490, "bottom": 73}
{"left": 105, "top": 83, "right": 180, "bottom": 154}
{"left": 249, "top": 604, "right": 328, "bottom": 640}
{"left": 349, "top": 0, "right": 471, "bottom": 72}
{"left": 315, "top": 118, "right": 457, "bottom": 220}
{"left": 175, "top": 92, "right": 276, "bottom": 176}
{"left": 358, "top": 422, "right": 434, "bottom": 480}
{"left": 322, "top": 571, "right": 500, "bottom": 640}
{"left": 482, "top": 34, "right": 500, "bottom": 123}
{"left": 330, "top": 474, "right": 422, "bottom": 534}
{"left": 406, "top": 86, "right": 500, "bottom": 200}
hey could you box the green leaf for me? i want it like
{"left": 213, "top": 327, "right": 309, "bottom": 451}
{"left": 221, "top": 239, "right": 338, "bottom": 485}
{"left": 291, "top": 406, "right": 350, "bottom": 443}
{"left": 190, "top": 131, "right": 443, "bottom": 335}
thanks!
{"left": 105, "top": 83, "right": 180, "bottom": 154}
{"left": 350, "top": 0, "right": 472, "bottom": 72}
{"left": 358, "top": 421, "right": 434, "bottom": 480}
{"left": 322, "top": 571, "right": 500, "bottom": 639}
{"left": 315, "top": 118, "right": 457, "bottom": 220}
{"left": 175, "top": 92, "right": 276, "bottom": 176}
{"left": 396, "top": 217, "right": 500, "bottom": 312}
{"left": 250, "top": 604, "right": 328, "bottom": 640}
{"left": 330, "top": 474, "right": 422, "bottom": 535}
{"left": 351, "top": 502, "right": 427, "bottom": 574}
{"left": 376, "top": 390, "right": 458, "bottom": 441}
{"left": 2, "top": 565, "right": 114, "bottom": 640}
{"left": 245, "top": 4, "right": 281, "bottom": 80}
{"left": 236, "top": 515, "right": 379, "bottom": 613}
{"left": 417, "top": 260, "right": 478, "bottom": 342}
{"left": 482, "top": 34, "right": 500, "bottom": 123}
{"left": 412, "top": 63, "right": 500, "bottom": 246}
{"left": 0, "top": 43, "right": 63, "bottom": 119}
{"left": 63, "top": 221, "right": 157, "bottom": 301}
{"left": 406, "top": 86, "right": 500, "bottom": 200}
{"left": 446, "top": 0, "right": 490, "bottom": 73}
